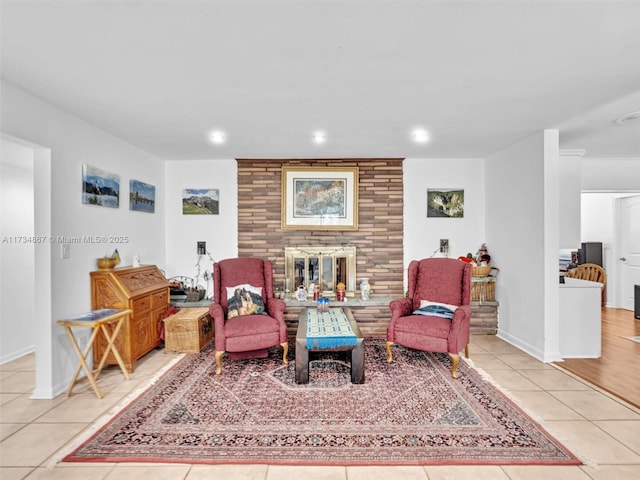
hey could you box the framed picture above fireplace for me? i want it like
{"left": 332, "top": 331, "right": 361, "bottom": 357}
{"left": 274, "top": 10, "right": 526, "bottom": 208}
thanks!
{"left": 281, "top": 166, "right": 358, "bottom": 230}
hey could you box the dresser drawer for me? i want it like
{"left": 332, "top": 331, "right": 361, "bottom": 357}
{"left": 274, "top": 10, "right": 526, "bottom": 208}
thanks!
{"left": 151, "top": 289, "right": 168, "bottom": 308}
{"left": 131, "top": 296, "right": 151, "bottom": 313}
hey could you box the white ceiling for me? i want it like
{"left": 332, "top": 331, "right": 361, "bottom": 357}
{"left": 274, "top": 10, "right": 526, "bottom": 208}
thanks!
{"left": 1, "top": 0, "right": 639, "bottom": 161}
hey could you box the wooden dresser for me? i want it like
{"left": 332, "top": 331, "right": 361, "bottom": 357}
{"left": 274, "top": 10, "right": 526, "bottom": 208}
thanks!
{"left": 91, "top": 265, "right": 169, "bottom": 373}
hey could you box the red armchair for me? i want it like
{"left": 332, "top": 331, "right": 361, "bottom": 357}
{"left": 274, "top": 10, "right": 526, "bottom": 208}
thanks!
{"left": 386, "top": 258, "right": 472, "bottom": 378}
{"left": 209, "top": 258, "right": 288, "bottom": 375}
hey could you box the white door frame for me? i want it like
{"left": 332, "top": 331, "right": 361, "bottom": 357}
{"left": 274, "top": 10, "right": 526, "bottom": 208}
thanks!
{"left": 616, "top": 193, "right": 640, "bottom": 310}
{"left": 1, "top": 133, "right": 53, "bottom": 398}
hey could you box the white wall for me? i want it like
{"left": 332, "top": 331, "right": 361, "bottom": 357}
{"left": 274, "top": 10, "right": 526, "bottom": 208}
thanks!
{"left": 581, "top": 158, "right": 640, "bottom": 191}
{"left": 164, "top": 160, "right": 238, "bottom": 299}
{"left": 403, "top": 158, "right": 486, "bottom": 284}
{"left": 1, "top": 80, "right": 166, "bottom": 397}
{"left": 0, "top": 140, "right": 36, "bottom": 363}
{"left": 485, "top": 131, "right": 561, "bottom": 361}
{"left": 558, "top": 150, "right": 584, "bottom": 249}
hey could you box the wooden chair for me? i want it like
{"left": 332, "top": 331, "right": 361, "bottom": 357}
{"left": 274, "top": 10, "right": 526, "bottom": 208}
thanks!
{"left": 565, "top": 263, "right": 606, "bottom": 305}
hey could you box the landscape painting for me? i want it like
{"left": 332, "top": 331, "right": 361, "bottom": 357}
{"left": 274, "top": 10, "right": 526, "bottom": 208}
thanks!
{"left": 129, "top": 179, "right": 156, "bottom": 213}
{"left": 281, "top": 167, "right": 358, "bottom": 230}
{"left": 182, "top": 189, "right": 219, "bottom": 215}
{"left": 82, "top": 164, "right": 120, "bottom": 208}
{"left": 427, "top": 188, "right": 464, "bottom": 218}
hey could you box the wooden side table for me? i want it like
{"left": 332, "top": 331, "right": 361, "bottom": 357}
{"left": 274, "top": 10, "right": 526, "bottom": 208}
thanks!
{"left": 58, "top": 308, "right": 132, "bottom": 399}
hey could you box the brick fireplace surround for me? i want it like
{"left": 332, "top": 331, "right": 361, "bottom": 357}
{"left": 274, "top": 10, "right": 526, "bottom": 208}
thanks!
{"left": 236, "top": 158, "right": 497, "bottom": 336}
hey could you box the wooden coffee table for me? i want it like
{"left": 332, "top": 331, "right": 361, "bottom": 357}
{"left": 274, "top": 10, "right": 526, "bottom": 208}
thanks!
{"left": 296, "top": 307, "right": 364, "bottom": 384}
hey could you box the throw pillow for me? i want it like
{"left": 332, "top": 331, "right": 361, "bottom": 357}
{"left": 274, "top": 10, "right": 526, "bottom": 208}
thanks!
{"left": 226, "top": 284, "right": 266, "bottom": 319}
{"left": 413, "top": 300, "right": 459, "bottom": 319}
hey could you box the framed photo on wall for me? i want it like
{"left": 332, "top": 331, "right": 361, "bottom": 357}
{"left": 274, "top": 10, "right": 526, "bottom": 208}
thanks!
{"left": 281, "top": 166, "right": 358, "bottom": 230}
{"left": 427, "top": 188, "right": 464, "bottom": 218}
{"left": 182, "top": 189, "right": 219, "bottom": 215}
{"left": 82, "top": 164, "right": 120, "bottom": 208}
{"left": 129, "top": 179, "right": 156, "bottom": 213}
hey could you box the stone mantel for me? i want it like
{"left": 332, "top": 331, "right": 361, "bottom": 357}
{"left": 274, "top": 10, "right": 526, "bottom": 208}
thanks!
{"left": 283, "top": 296, "right": 394, "bottom": 308}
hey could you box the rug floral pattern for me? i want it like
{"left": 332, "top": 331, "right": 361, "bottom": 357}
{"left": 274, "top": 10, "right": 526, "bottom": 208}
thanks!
{"left": 64, "top": 339, "right": 580, "bottom": 465}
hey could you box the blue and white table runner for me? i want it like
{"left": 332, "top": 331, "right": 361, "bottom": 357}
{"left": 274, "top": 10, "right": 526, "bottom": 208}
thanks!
{"left": 306, "top": 308, "right": 357, "bottom": 349}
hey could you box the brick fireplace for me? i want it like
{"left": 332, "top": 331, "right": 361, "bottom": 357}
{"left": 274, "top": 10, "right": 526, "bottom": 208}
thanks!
{"left": 236, "top": 158, "right": 404, "bottom": 335}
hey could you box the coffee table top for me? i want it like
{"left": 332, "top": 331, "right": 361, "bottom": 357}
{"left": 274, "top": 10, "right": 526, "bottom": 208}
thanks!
{"left": 297, "top": 307, "right": 363, "bottom": 350}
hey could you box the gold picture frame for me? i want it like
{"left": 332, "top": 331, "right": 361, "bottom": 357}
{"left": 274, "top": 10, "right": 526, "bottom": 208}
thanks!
{"left": 281, "top": 166, "right": 359, "bottom": 230}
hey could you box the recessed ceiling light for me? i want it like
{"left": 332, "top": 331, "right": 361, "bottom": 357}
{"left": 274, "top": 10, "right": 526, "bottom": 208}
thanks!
{"left": 411, "top": 128, "right": 430, "bottom": 144}
{"left": 209, "top": 130, "right": 226, "bottom": 144}
{"left": 312, "top": 131, "right": 326, "bottom": 144}
{"left": 614, "top": 111, "right": 640, "bottom": 125}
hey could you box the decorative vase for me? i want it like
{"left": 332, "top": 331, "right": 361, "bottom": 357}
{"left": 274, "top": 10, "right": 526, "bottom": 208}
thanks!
{"left": 360, "top": 278, "right": 370, "bottom": 300}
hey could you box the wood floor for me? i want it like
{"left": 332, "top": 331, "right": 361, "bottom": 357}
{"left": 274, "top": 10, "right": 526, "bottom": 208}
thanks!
{"left": 554, "top": 307, "right": 640, "bottom": 408}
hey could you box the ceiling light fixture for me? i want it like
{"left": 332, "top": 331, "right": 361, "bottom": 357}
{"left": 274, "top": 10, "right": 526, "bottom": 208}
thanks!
{"left": 209, "top": 130, "right": 226, "bottom": 144}
{"left": 614, "top": 111, "right": 640, "bottom": 125}
{"left": 411, "top": 128, "right": 430, "bottom": 144}
{"left": 312, "top": 131, "right": 326, "bottom": 144}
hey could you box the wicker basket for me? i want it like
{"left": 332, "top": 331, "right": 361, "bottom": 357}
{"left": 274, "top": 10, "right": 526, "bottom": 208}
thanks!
{"left": 185, "top": 289, "right": 206, "bottom": 302}
{"left": 470, "top": 267, "right": 499, "bottom": 302}
{"left": 472, "top": 265, "right": 492, "bottom": 277}
{"left": 164, "top": 307, "right": 213, "bottom": 353}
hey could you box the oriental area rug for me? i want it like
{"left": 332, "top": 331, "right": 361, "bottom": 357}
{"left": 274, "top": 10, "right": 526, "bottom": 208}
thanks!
{"left": 63, "top": 339, "right": 580, "bottom": 466}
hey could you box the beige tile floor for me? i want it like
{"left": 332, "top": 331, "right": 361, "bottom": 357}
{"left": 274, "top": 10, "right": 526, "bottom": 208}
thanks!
{"left": 1, "top": 335, "right": 639, "bottom": 480}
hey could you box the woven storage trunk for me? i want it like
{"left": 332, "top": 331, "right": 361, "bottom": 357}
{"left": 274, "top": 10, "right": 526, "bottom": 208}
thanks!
{"left": 471, "top": 267, "right": 499, "bottom": 302}
{"left": 471, "top": 279, "right": 496, "bottom": 302}
{"left": 164, "top": 307, "right": 213, "bottom": 353}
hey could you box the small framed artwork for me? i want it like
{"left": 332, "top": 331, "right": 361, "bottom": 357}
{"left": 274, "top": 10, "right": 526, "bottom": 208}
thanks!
{"left": 182, "top": 189, "right": 219, "bottom": 215}
{"left": 82, "top": 164, "right": 120, "bottom": 208}
{"left": 427, "top": 188, "right": 464, "bottom": 218}
{"left": 281, "top": 166, "right": 358, "bottom": 230}
{"left": 130, "top": 180, "right": 156, "bottom": 213}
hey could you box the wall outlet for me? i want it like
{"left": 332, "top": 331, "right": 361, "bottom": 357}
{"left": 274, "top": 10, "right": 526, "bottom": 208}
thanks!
{"left": 439, "top": 239, "right": 449, "bottom": 255}
{"left": 197, "top": 241, "right": 206, "bottom": 255}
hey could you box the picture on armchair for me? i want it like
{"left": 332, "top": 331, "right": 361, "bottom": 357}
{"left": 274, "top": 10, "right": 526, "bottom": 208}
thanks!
{"left": 226, "top": 284, "right": 265, "bottom": 318}
{"left": 427, "top": 188, "right": 464, "bottom": 218}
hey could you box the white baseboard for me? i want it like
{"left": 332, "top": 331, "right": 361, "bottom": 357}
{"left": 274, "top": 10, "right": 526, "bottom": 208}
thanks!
{"left": 0, "top": 345, "right": 35, "bottom": 365}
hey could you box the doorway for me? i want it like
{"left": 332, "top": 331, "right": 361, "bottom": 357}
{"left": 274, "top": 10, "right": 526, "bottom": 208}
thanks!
{"left": 0, "top": 134, "right": 53, "bottom": 398}
{"left": 581, "top": 192, "right": 640, "bottom": 310}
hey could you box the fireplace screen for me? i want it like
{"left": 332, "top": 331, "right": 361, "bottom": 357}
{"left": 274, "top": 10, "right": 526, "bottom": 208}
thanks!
{"left": 284, "top": 246, "right": 356, "bottom": 297}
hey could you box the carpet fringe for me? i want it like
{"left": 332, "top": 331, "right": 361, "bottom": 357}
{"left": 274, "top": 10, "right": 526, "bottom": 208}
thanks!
{"left": 462, "top": 357, "right": 597, "bottom": 468}
{"left": 47, "top": 353, "right": 186, "bottom": 468}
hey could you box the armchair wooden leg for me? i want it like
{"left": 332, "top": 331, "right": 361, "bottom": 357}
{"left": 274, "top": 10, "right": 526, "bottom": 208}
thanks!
{"left": 464, "top": 344, "right": 469, "bottom": 358}
{"left": 214, "top": 350, "right": 225, "bottom": 375}
{"left": 449, "top": 353, "right": 460, "bottom": 379}
{"left": 281, "top": 342, "right": 289, "bottom": 365}
{"left": 386, "top": 341, "right": 394, "bottom": 363}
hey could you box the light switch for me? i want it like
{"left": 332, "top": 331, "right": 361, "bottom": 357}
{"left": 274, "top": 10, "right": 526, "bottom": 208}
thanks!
{"left": 61, "top": 244, "right": 70, "bottom": 259}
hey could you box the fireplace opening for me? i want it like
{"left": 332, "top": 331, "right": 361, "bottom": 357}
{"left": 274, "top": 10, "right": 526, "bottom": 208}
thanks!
{"left": 284, "top": 246, "right": 356, "bottom": 297}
